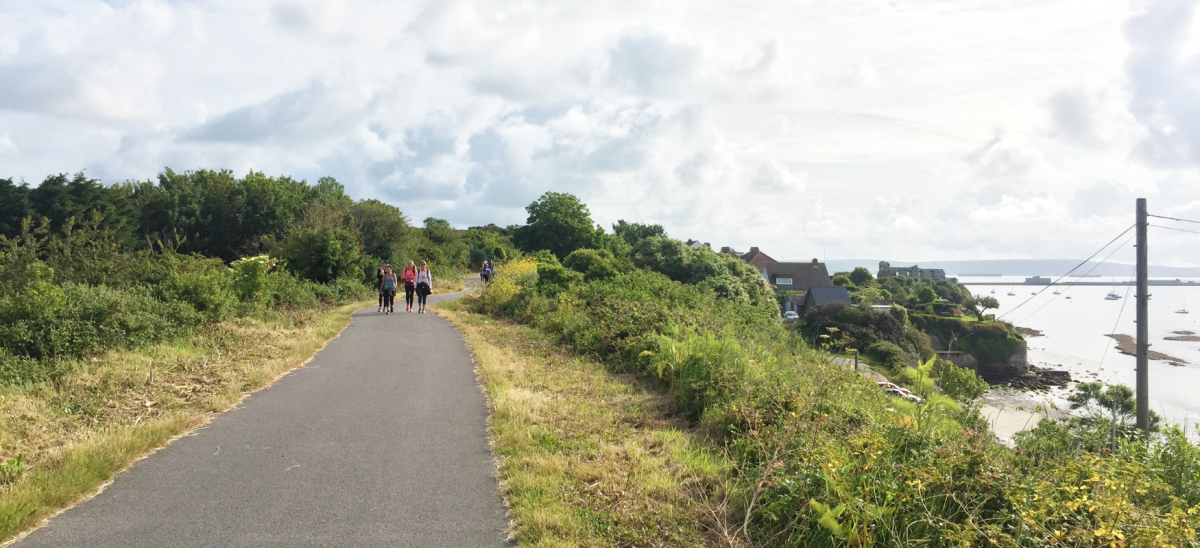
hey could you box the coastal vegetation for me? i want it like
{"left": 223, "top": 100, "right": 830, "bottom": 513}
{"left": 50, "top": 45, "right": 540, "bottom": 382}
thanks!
{"left": 463, "top": 192, "right": 1200, "bottom": 546}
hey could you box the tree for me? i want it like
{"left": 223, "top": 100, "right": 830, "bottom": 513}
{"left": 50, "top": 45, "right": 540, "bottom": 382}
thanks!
{"left": 423, "top": 217, "right": 456, "bottom": 245}
{"left": 849, "top": 267, "right": 874, "bottom": 286}
{"left": 850, "top": 285, "right": 885, "bottom": 305}
{"left": 832, "top": 273, "right": 854, "bottom": 287}
{"left": 975, "top": 294, "right": 999, "bottom": 319}
{"left": 512, "top": 192, "right": 604, "bottom": 259}
{"left": 914, "top": 284, "right": 937, "bottom": 304}
{"left": 0, "top": 178, "right": 31, "bottom": 238}
{"left": 353, "top": 199, "right": 410, "bottom": 262}
{"left": 612, "top": 220, "right": 666, "bottom": 247}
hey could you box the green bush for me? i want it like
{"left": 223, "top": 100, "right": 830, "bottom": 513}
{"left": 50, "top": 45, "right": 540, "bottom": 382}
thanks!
{"left": 0, "top": 350, "right": 47, "bottom": 386}
{"left": 536, "top": 262, "right": 583, "bottom": 296}
{"left": 276, "top": 226, "right": 367, "bottom": 283}
{"left": 933, "top": 358, "right": 988, "bottom": 402}
{"left": 0, "top": 282, "right": 197, "bottom": 365}
{"left": 865, "top": 340, "right": 908, "bottom": 369}
{"left": 158, "top": 267, "right": 237, "bottom": 321}
{"left": 230, "top": 255, "right": 277, "bottom": 303}
{"left": 263, "top": 270, "right": 318, "bottom": 309}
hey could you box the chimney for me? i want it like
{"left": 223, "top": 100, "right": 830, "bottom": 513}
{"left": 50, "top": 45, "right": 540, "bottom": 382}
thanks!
{"left": 720, "top": 246, "right": 731, "bottom": 253}
{"left": 749, "top": 247, "right": 760, "bottom": 254}
{"left": 704, "top": 242, "right": 711, "bottom": 248}
{"left": 812, "top": 258, "right": 819, "bottom": 266}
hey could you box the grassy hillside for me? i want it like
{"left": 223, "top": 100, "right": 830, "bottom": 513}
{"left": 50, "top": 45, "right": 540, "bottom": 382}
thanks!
{"left": 467, "top": 256, "right": 1200, "bottom": 547}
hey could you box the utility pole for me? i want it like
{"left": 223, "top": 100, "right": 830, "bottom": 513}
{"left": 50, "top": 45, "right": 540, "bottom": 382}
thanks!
{"left": 1136, "top": 198, "right": 1150, "bottom": 436}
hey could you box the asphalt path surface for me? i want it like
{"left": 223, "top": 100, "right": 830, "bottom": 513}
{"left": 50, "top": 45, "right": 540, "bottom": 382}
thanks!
{"left": 17, "top": 282, "right": 511, "bottom": 547}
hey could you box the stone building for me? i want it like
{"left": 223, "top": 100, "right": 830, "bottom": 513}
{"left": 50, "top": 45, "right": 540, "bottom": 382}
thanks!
{"left": 877, "top": 261, "right": 948, "bottom": 281}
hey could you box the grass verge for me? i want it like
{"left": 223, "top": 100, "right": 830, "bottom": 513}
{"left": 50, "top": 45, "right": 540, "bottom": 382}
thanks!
{"left": 432, "top": 275, "right": 467, "bottom": 294}
{"left": 436, "top": 301, "right": 729, "bottom": 547}
{"left": 0, "top": 301, "right": 367, "bottom": 543}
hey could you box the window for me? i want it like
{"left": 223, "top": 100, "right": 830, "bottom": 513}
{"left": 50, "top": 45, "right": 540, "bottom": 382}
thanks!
{"left": 776, "top": 277, "right": 793, "bottom": 285}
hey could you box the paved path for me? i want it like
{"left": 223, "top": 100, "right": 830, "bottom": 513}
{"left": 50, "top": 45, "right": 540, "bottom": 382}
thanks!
{"left": 17, "top": 283, "right": 510, "bottom": 547}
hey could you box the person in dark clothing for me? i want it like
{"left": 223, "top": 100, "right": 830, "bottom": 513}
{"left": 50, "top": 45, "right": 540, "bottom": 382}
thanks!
{"left": 379, "top": 266, "right": 397, "bottom": 314}
{"left": 376, "top": 263, "right": 387, "bottom": 312}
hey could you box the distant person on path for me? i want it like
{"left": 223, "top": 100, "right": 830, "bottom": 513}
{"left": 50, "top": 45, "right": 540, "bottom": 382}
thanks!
{"left": 379, "top": 266, "right": 397, "bottom": 314}
{"left": 401, "top": 260, "right": 417, "bottom": 313}
{"left": 376, "top": 262, "right": 388, "bottom": 312}
{"left": 480, "top": 261, "right": 492, "bottom": 285}
{"left": 415, "top": 261, "right": 433, "bottom": 314}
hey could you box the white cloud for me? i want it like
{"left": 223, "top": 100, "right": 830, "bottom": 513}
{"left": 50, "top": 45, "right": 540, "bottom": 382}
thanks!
{"left": 1, "top": 0, "right": 1198, "bottom": 264}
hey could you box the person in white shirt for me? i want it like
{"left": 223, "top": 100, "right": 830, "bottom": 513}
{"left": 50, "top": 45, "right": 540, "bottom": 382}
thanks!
{"left": 414, "top": 261, "right": 433, "bottom": 314}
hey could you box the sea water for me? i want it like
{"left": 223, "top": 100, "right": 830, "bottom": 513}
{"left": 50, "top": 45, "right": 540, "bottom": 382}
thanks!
{"left": 962, "top": 276, "right": 1200, "bottom": 434}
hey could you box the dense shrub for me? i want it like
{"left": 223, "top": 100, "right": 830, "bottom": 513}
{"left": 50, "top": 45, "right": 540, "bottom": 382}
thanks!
{"left": 933, "top": 358, "right": 988, "bottom": 401}
{"left": 230, "top": 255, "right": 277, "bottom": 303}
{"left": 470, "top": 255, "right": 1200, "bottom": 547}
{"left": 865, "top": 340, "right": 908, "bottom": 368}
{"left": 158, "top": 265, "right": 237, "bottom": 321}
{"left": 628, "top": 236, "right": 775, "bottom": 308}
{"left": 0, "top": 281, "right": 198, "bottom": 365}
{"left": 910, "top": 313, "right": 1024, "bottom": 362}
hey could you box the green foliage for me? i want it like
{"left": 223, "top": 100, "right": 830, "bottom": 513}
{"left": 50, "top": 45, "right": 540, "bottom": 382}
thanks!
{"left": 275, "top": 225, "right": 366, "bottom": 284}
{"left": 889, "top": 304, "right": 909, "bottom": 325}
{"left": 933, "top": 359, "right": 988, "bottom": 402}
{"left": 159, "top": 264, "right": 237, "bottom": 321}
{"left": 831, "top": 272, "right": 853, "bottom": 287}
{"left": 910, "top": 314, "right": 1024, "bottom": 363}
{"left": 865, "top": 340, "right": 909, "bottom": 368}
{"left": 352, "top": 199, "right": 410, "bottom": 262}
{"left": 512, "top": 192, "right": 604, "bottom": 259}
{"left": 563, "top": 248, "right": 624, "bottom": 281}
{"left": 975, "top": 294, "right": 1000, "bottom": 318}
{"left": 470, "top": 245, "right": 1200, "bottom": 547}
{"left": 230, "top": 255, "right": 277, "bottom": 303}
{"left": 914, "top": 283, "right": 937, "bottom": 303}
{"left": 629, "top": 236, "right": 775, "bottom": 308}
{"left": 0, "top": 454, "right": 24, "bottom": 485}
{"left": 611, "top": 220, "right": 666, "bottom": 247}
{"left": 536, "top": 262, "right": 583, "bottom": 296}
{"left": 849, "top": 266, "right": 874, "bottom": 286}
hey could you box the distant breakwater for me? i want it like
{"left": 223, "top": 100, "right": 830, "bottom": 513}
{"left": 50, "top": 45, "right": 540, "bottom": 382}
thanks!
{"left": 961, "top": 280, "right": 1200, "bottom": 286}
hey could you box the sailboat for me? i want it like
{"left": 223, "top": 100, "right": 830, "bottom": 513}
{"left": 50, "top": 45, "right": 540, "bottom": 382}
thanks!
{"left": 1007, "top": 290, "right": 1016, "bottom": 296}
{"left": 1177, "top": 294, "right": 1190, "bottom": 314}
{"left": 1105, "top": 278, "right": 1121, "bottom": 300}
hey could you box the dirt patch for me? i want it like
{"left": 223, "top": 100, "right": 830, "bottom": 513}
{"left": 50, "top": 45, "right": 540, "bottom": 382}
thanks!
{"left": 1165, "top": 335, "right": 1200, "bottom": 342}
{"left": 1172, "top": 330, "right": 1196, "bottom": 335}
{"left": 1013, "top": 326, "right": 1043, "bottom": 338}
{"left": 1105, "top": 334, "right": 1190, "bottom": 365}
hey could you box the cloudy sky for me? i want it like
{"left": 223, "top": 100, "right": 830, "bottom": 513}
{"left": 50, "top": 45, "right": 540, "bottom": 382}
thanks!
{"left": 2, "top": 0, "right": 1199, "bottom": 264}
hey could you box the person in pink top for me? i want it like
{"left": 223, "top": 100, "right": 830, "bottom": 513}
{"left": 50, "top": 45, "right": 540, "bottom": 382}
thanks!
{"left": 414, "top": 261, "right": 433, "bottom": 314}
{"left": 401, "top": 261, "right": 417, "bottom": 313}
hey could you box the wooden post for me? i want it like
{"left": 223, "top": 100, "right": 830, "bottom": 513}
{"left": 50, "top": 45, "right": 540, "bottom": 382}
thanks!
{"left": 1136, "top": 198, "right": 1149, "bottom": 436}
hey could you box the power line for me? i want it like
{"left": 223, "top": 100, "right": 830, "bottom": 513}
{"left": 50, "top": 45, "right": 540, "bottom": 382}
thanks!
{"left": 1097, "top": 266, "right": 1135, "bottom": 373}
{"left": 1012, "top": 232, "right": 1136, "bottom": 326}
{"left": 996, "top": 224, "right": 1135, "bottom": 322}
{"left": 1148, "top": 213, "right": 1200, "bottom": 225}
{"left": 1150, "top": 224, "right": 1200, "bottom": 236}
